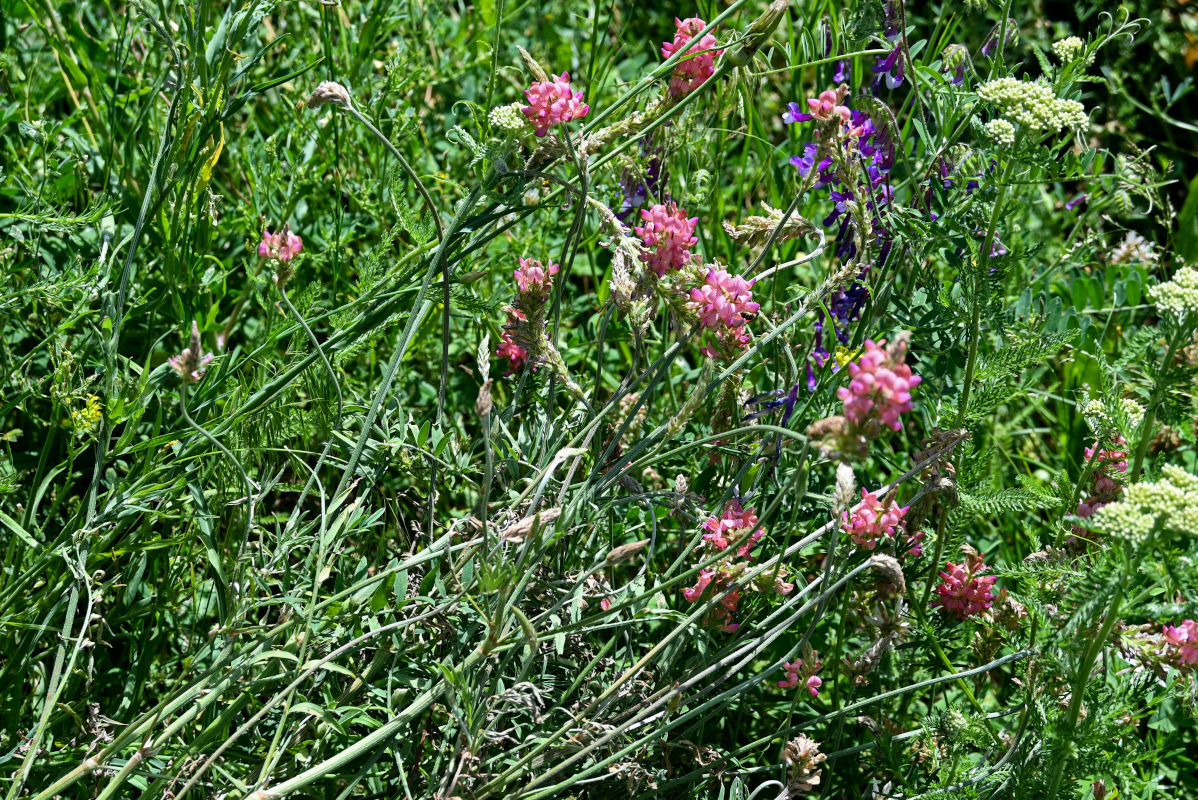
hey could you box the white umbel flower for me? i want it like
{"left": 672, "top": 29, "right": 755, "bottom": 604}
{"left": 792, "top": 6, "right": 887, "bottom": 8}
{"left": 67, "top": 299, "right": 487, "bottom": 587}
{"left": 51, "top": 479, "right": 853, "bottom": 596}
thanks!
{"left": 1149, "top": 265, "right": 1198, "bottom": 320}
{"left": 977, "top": 77, "right": 1087, "bottom": 133}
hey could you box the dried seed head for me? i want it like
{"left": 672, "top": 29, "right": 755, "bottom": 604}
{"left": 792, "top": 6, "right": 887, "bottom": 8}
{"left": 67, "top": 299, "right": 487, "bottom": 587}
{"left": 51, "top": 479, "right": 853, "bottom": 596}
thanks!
{"left": 306, "top": 80, "right": 351, "bottom": 110}
{"left": 499, "top": 507, "right": 562, "bottom": 543}
{"left": 868, "top": 554, "right": 907, "bottom": 594}
{"left": 781, "top": 734, "right": 827, "bottom": 793}
{"left": 605, "top": 539, "right": 650, "bottom": 564}
{"left": 475, "top": 378, "right": 494, "bottom": 418}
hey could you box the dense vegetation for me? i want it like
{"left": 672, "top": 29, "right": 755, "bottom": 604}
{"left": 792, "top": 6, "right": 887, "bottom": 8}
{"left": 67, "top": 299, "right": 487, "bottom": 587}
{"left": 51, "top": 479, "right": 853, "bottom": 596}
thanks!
{"left": 2, "top": 0, "right": 1198, "bottom": 797}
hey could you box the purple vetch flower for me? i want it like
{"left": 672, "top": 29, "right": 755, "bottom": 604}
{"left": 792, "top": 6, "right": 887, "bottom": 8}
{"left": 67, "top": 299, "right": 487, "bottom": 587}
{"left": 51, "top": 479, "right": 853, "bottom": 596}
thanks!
{"left": 1065, "top": 193, "right": 1088, "bottom": 211}
{"left": 833, "top": 59, "right": 849, "bottom": 83}
{"left": 872, "top": 45, "right": 905, "bottom": 90}
{"left": 783, "top": 101, "right": 811, "bottom": 124}
{"left": 616, "top": 155, "right": 668, "bottom": 221}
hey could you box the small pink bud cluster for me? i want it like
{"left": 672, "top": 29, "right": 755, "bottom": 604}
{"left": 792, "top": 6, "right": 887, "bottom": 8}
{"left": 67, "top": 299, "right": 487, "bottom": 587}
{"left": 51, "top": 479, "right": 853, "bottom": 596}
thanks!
{"left": 702, "top": 500, "right": 764, "bottom": 558}
{"left": 1075, "top": 439, "right": 1129, "bottom": 524}
{"left": 837, "top": 338, "right": 922, "bottom": 434}
{"left": 933, "top": 551, "right": 998, "bottom": 620}
{"left": 903, "top": 529, "right": 926, "bottom": 558}
{"left": 841, "top": 489, "right": 908, "bottom": 550}
{"left": 689, "top": 268, "right": 760, "bottom": 357}
{"left": 807, "top": 89, "right": 851, "bottom": 123}
{"left": 1162, "top": 620, "right": 1198, "bottom": 668}
{"left": 522, "top": 72, "right": 589, "bottom": 137}
{"left": 661, "top": 17, "right": 723, "bottom": 98}
{"left": 778, "top": 653, "right": 824, "bottom": 697}
{"left": 169, "top": 321, "right": 215, "bottom": 384}
{"left": 634, "top": 202, "right": 698, "bottom": 276}
{"left": 513, "top": 257, "right": 559, "bottom": 298}
{"left": 258, "top": 226, "right": 303, "bottom": 262}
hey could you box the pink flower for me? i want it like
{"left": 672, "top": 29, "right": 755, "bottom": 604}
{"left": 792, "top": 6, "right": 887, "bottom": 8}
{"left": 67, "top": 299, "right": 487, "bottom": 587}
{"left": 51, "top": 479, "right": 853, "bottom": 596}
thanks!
{"left": 933, "top": 551, "right": 998, "bottom": 620}
{"left": 1162, "top": 620, "right": 1198, "bottom": 667}
{"left": 682, "top": 569, "right": 715, "bottom": 603}
{"left": 496, "top": 331, "right": 528, "bottom": 374}
{"left": 634, "top": 202, "right": 698, "bottom": 276}
{"left": 258, "top": 225, "right": 303, "bottom": 262}
{"left": 841, "top": 489, "right": 908, "bottom": 550}
{"left": 836, "top": 338, "right": 921, "bottom": 433}
{"left": 1085, "top": 440, "right": 1128, "bottom": 501}
{"left": 777, "top": 656, "right": 823, "bottom": 697}
{"left": 702, "top": 500, "right": 763, "bottom": 557}
{"left": 903, "top": 529, "right": 926, "bottom": 558}
{"left": 807, "top": 89, "right": 851, "bottom": 123}
{"left": 522, "top": 72, "right": 589, "bottom": 137}
{"left": 514, "top": 257, "right": 559, "bottom": 297}
{"left": 689, "top": 269, "right": 760, "bottom": 331}
{"left": 661, "top": 17, "right": 723, "bottom": 98}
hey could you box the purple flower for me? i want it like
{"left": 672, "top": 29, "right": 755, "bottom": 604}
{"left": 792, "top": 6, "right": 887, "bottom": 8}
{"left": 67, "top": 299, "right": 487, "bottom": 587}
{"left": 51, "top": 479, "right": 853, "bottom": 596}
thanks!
{"left": 783, "top": 102, "right": 812, "bottom": 124}
{"left": 833, "top": 59, "right": 849, "bottom": 83}
{"left": 1065, "top": 193, "right": 1088, "bottom": 211}
{"left": 872, "top": 45, "right": 905, "bottom": 90}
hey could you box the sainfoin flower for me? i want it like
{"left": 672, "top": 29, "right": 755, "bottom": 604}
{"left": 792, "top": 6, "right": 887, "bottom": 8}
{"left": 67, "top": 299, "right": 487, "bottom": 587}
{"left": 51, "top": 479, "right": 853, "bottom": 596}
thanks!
{"left": 702, "top": 500, "right": 763, "bottom": 557}
{"left": 514, "top": 257, "right": 559, "bottom": 297}
{"left": 661, "top": 17, "right": 723, "bottom": 98}
{"left": 837, "top": 337, "right": 921, "bottom": 433}
{"left": 522, "top": 72, "right": 589, "bottom": 136}
{"left": 680, "top": 566, "right": 740, "bottom": 632}
{"left": 634, "top": 202, "right": 698, "bottom": 276}
{"left": 258, "top": 225, "right": 303, "bottom": 262}
{"left": 690, "top": 269, "right": 759, "bottom": 330}
{"left": 933, "top": 551, "right": 998, "bottom": 620}
{"left": 841, "top": 489, "right": 908, "bottom": 550}
{"left": 169, "top": 321, "right": 215, "bottom": 384}
{"left": 1162, "top": 620, "right": 1198, "bottom": 667}
{"left": 778, "top": 656, "right": 823, "bottom": 697}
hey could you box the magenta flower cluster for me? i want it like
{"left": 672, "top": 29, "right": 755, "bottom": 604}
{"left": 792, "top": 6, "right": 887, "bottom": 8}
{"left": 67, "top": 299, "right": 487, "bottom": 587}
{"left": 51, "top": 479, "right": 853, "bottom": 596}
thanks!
{"left": 778, "top": 654, "right": 823, "bottom": 697}
{"left": 661, "top": 17, "right": 722, "bottom": 98}
{"left": 702, "top": 499, "right": 764, "bottom": 558}
{"left": 689, "top": 268, "right": 760, "bottom": 358}
{"left": 258, "top": 226, "right": 303, "bottom": 262}
{"left": 1075, "top": 439, "right": 1129, "bottom": 524}
{"left": 681, "top": 566, "right": 742, "bottom": 632}
{"left": 522, "top": 72, "right": 590, "bottom": 137}
{"left": 933, "top": 551, "right": 998, "bottom": 620}
{"left": 1162, "top": 620, "right": 1198, "bottom": 667}
{"left": 496, "top": 258, "right": 560, "bottom": 375}
{"left": 513, "top": 256, "right": 559, "bottom": 297}
{"left": 841, "top": 489, "right": 908, "bottom": 550}
{"left": 838, "top": 338, "right": 921, "bottom": 433}
{"left": 634, "top": 202, "right": 698, "bottom": 276}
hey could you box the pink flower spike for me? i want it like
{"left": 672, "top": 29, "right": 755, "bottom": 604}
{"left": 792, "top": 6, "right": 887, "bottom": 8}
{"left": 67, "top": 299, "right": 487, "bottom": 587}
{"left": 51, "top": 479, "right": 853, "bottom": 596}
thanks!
{"left": 689, "top": 269, "right": 760, "bottom": 331}
{"left": 661, "top": 17, "right": 723, "bottom": 98}
{"left": 634, "top": 202, "right": 698, "bottom": 276}
{"left": 932, "top": 551, "right": 998, "bottom": 620}
{"left": 837, "top": 338, "right": 921, "bottom": 434}
{"left": 1162, "top": 620, "right": 1198, "bottom": 667}
{"left": 841, "top": 489, "right": 908, "bottom": 550}
{"left": 513, "top": 257, "right": 559, "bottom": 297}
{"left": 522, "top": 72, "right": 590, "bottom": 136}
{"left": 258, "top": 225, "right": 303, "bottom": 263}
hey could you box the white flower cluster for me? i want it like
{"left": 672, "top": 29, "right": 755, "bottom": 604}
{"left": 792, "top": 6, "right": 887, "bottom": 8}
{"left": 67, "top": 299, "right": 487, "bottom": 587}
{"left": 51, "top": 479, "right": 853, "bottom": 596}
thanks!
{"left": 488, "top": 102, "right": 527, "bottom": 136}
{"left": 1051, "top": 36, "right": 1091, "bottom": 66}
{"left": 1110, "top": 231, "right": 1157, "bottom": 266}
{"left": 1082, "top": 396, "right": 1145, "bottom": 439}
{"left": 977, "top": 77, "right": 1088, "bottom": 133}
{"left": 983, "top": 118, "right": 1016, "bottom": 146}
{"left": 1087, "top": 465, "right": 1198, "bottom": 544}
{"left": 1148, "top": 265, "right": 1198, "bottom": 320}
